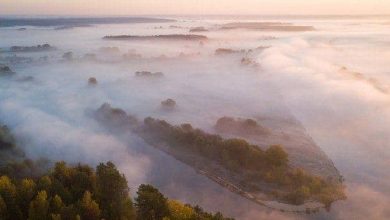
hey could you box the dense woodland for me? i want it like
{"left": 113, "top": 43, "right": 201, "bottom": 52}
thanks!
{"left": 142, "top": 117, "right": 346, "bottom": 206}
{"left": 0, "top": 124, "right": 233, "bottom": 220}
{"left": 94, "top": 104, "right": 345, "bottom": 207}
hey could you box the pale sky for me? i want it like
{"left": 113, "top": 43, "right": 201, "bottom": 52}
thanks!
{"left": 1, "top": 0, "right": 389, "bottom": 16}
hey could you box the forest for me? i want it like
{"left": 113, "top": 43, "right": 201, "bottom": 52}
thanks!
{"left": 142, "top": 117, "right": 345, "bottom": 206}
{"left": 0, "top": 124, "right": 233, "bottom": 220}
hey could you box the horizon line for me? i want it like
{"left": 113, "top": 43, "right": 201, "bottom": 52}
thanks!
{"left": 1, "top": 13, "right": 389, "bottom": 18}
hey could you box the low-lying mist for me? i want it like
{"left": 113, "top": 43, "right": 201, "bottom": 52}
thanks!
{"left": 0, "top": 17, "right": 389, "bottom": 219}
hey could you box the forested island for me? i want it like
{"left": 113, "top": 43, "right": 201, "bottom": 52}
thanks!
{"left": 0, "top": 124, "right": 233, "bottom": 220}
{"left": 9, "top": 44, "right": 55, "bottom": 53}
{"left": 94, "top": 104, "right": 346, "bottom": 210}
{"left": 219, "top": 22, "right": 315, "bottom": 31}
{"left": 103, "top": 35, "right": 208, "bottom": 41}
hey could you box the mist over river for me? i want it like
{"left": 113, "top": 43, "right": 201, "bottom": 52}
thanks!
{"left": 0, "top": 15, "right": 389, "bottom": 219}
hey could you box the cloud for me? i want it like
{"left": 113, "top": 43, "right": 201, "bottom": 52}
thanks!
{"left": 329, "top": 184, "right": 390, "bottom": 220}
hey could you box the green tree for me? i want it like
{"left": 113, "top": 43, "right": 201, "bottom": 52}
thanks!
{"left": 52, "top": 162, "right": 72, "bottom": 185}
{"left": 51, "top": 179, "right": 73, "bottom": 204}
{"left": 50, "top": 195, "right": 64, "bottom": 214}
{"left": 0, "top": 176, "right": 22, "bottom": 220}
{"left": 167, "top": 200, "right": 194, "bottom": 220}
{"left": 60, "top": 205, "right": 79, "bottom": 220}
{"left": 50, "top": 213, "right": 61, "bottom": 220}
{"left": 213, "top": 212, "right": 225, "bottom": 220}
{"left": 121, "top": 197, "right": 136, "bottom": 220}
{"left": 37, "top": 176, "right": 52, "bottom": 193}
{"left": 285, "top": 185, "right": 311, "bottom": 205}
{"left": 78, "top": 191, "right": 101, "bottom": 220}
{"left": 69, "top": 164, "right": 96, "bottom": 201}
{"left": 265, "top": 145, "right": 288, "bottom": 167}
{"left": 18, "top": 178, "right": 37, "bottom": 218}
{"left": 135, "top": 184, "right": 170, "bottom": 220}
{"left": 28, "top": 190, "right": 49, "bottom": 220}
{"left": 96, "top": 162, "right": 135, "bottom": 220}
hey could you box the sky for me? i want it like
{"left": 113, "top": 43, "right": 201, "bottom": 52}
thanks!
{"left": 1, "top": 0, "right": 390, "bottom": 16}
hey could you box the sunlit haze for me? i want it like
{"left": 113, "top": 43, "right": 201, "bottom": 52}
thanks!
{"left": 1, "top": 0, "right": 390, "bottom": 16}
{"left": 0, "top": 1, "right": 389, "bottom": 220}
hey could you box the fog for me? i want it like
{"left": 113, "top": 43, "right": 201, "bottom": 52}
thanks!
{"left": 0, "top": 16, "right": 389, "bottom": 219}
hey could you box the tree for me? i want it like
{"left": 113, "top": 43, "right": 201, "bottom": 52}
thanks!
{"left": 189, "top": 205, "right": 234, "bottom": 220}
{"left": 50, "top": 195, "right": 64, "bottom": 215}
{"left": 37, "top": 176, "right": 52, "bottom": 193}
{"left": 0, "top": 125, "right": 16, "bottom": 150}
{"left": 167, "top": 200, "right": 194, "bottom": 220}
{"left": 51, "top": 179, "right": 72, "bottom": 204}
{"left": 0, "top": 175, "right": 22, "bottom": 220}
{"left": 50, "top": 214, "right": 61, "bottom": 220}
{"left": 60, "top": 205, "right": 79, "bottom": 220}
{"left": 52, "top": 162, "right": 71, "bottom": 184}
{"left": 213, "top": 212, "right": 225, "bottom": 220}
{"left": 265, "top": 145, "right": 288, "bottom": 167}
{"left": 96, "top": 162, "right": 135, "bottom": 220}
{"left": 121, "top": 197, "right": 136, "bottom": 220}
{"left": 0, "top": 195, "right": 7, "bottom": 219}
{"left": 78, "top": 191, "right": 101, "bottom": 220}
{"left": 135, "top": 184, "right": 170, "bottom": 220}
{"left": 69, "top": 164, "right": 96, "bottom": 201}
{"left": 0, "top": 160, "right": 235, "bottom": 220}
{"left": 28, "top": 190, "right": 49, "bottom": 220}
{"left": 18, "top": 178, "right": 37, "bottom": 218}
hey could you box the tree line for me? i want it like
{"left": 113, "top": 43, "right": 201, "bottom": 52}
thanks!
{"left": 142, "top": 117, "right": 345, "bottom": 206}
{"left": 0, "top": 123, "right": 233, "bottom": 220}
{"left": 0, "top": 161, "right": 234, "bottom": 220}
